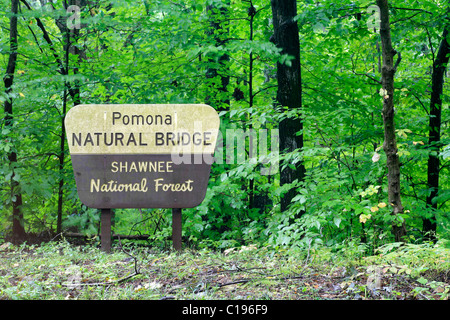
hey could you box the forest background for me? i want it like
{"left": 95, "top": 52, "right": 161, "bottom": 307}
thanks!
{"left": 1, "top": 0, "right": 450, "bottom": 256}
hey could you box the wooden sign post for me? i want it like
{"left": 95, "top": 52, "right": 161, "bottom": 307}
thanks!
{"left": 172, "top": 208, "right": 182, "bottom": 251}
{"left": 101, "top": 209, "right": 112, "bottom": 253}
{"left": 65, "top": 104, "right": 220, "bottom": 252}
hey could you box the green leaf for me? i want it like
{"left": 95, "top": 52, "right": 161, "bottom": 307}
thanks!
{"left": 220, "top": 173, "right": 228, "bottom": 182}
{"left": 442, "top": 145, "right": 450, "bottom": 159}
{"left": 334, "top": 217, "right": 342, "bottom": 228}
{"left": 417, "top": 277, "right": 428, "bottom": 285}
{"left": 12, "top": 173, "right": 20, "bottom": 182}
{"left": 292, "top": 194, "right": 307, "bottom": 204}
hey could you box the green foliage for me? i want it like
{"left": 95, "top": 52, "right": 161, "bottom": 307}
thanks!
{"left": 63, "top": 206, "right": 100, "bottom": 236}
{"left": 0, "top": 0, "right": 449, "bottom": 253}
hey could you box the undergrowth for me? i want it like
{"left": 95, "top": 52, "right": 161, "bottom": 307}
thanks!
{"left": 0, "top": 239, "right": 449, "bottom": 300}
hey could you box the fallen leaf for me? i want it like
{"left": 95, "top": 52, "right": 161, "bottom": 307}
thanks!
{"left": 434, "top": 286, "right": 445, "bottom": 293}
{"left": 147, "top": 281, "right": 162, "bottom": 290}
{"left": 0, "top": 242, "right": 12, "bottom": 251}
{"left": 224, "top": 248, "right": 235, "bottom": 255}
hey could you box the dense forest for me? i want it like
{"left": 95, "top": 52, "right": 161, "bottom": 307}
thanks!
{"left": 1, "top": 0, "right": 449, "bottom": 255}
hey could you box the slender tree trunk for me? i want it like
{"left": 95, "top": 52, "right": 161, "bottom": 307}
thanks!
{"left": 248, "top": 1, "right": 256, "bottom": 209}
{"left": 57, "top": 8, "right": 72, "bottom": 236}
{"left": 3, "top": 0, "right": 26, "bottom": 243}
{"left": 205, "top": 1, "right": 230, "bottom": 112}
{"left": 56, "top": 90, "right": 67, "bottom": 236}
{"left": 376, "top": 0, "right": 406, "bottom": 241}
{"left": 424, "top": 28, "right": 450, "bottom": 240}
{"left": 271, "top": 0, "right": 305, "bottom": 213}
{"left": 55, "top": 0, "right": 83, "bottom": 234}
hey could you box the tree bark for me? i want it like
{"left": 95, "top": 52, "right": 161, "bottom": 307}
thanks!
{"left": 3, "top": 0, "right": 26, "bottom": 243}
{"left": 248, "top": 2, "right": 255, "bottom": 209}
{"left": 57, "top": 0, "right": 84, "bottom": 234}
{"left": 271, "top": 0, "right": 305, "bottom": 213}
{"left": 376, "top": 0, "right": 406, "bottom": 241}
{"left": 205, "top": 1, "right": 230, "bottom": 112}
{"left": 424, "top": 28, "right": 450, "bottom": 240}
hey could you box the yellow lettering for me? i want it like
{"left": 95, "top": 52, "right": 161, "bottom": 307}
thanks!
{"left": 90, "top": 179, "right": 100, "bottom": 192}
{"left": 89, "top": 178, "right": 148, "bottom": 193}
{"left": 138, "top": 161, "right": 148, "bottom": 171}
{"left": 153, "top": 178, "right": 193, "bottom": 192}
{"left": 149, "top": 161, "right": 157, "bottom": 172}
{"left": 129, "top": 161, "right": 137, "bottom": 172}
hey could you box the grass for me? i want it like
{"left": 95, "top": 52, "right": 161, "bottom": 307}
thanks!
{"left": 0, "top": 240, "right": 449, "bottom": 300}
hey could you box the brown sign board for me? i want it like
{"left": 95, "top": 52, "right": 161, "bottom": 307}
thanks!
{"left": 65, "top": 104, "right": 220, "bottom": 209}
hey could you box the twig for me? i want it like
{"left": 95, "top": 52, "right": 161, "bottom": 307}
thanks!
{"left": 215, "top": 273, "right": 304, "bottom": 290}
{"left": 217, "top": 279, "right": 250, "bottom": 288}
{"left": 394, "top": 51, "right": 402, "bottom": 71}
{"left": 390, "top": 7, "right": 432, "bottom": 15}
{"left": 61, "top": 273, "right": 137, "bottom": 287}
{"left": 353, "top": 71, "right": 382, "bottom": 84}
{"left": 425, "top": 27, "right": 435, "bottom": 63}
{"left": 60, "top": 237, "right": 140, "bottom": 288}
{"left": 118, "top": 236, "right": 140, "bottom": 275}
{"left": 410, "top": 92, "right": 429, "bottom": 115}
{"left": 351, "top": 55, "right": 382, "bottom": 84}
{"left": 203, "top": 266, "right": 267, "bottom": 277}
{"left": 268, "top": 274, "right": 304, "bottom": 281}
{"left": 391, "top": 12, "right": 426, "bottom": 24}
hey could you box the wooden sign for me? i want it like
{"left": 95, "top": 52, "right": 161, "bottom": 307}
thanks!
{"left": 65, "top": 104, "right": 220, "bottom": 209}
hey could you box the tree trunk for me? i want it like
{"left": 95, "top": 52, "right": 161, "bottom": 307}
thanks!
{"left": 205, "top": 1, "right": 230, "bottom": 112}
{"left": 424, "top": 28, "right": 450, "bottom": 240}
{"left": 376, "top": 0, "right": 406, "bottom": 242}
{"left": 55, "top": 0, "right": 83, "bottom": 235}
{"left": 3, "top": 0, "right": 26, "bottom": 243}
{"left": 271, "top": 0, "right": 305, "bottom": 213}
{"left": 57, "top": 7, "right": 72, "bottom": 236}
{"left": 248, "top": 1, "right": 256, "bottom": 209}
